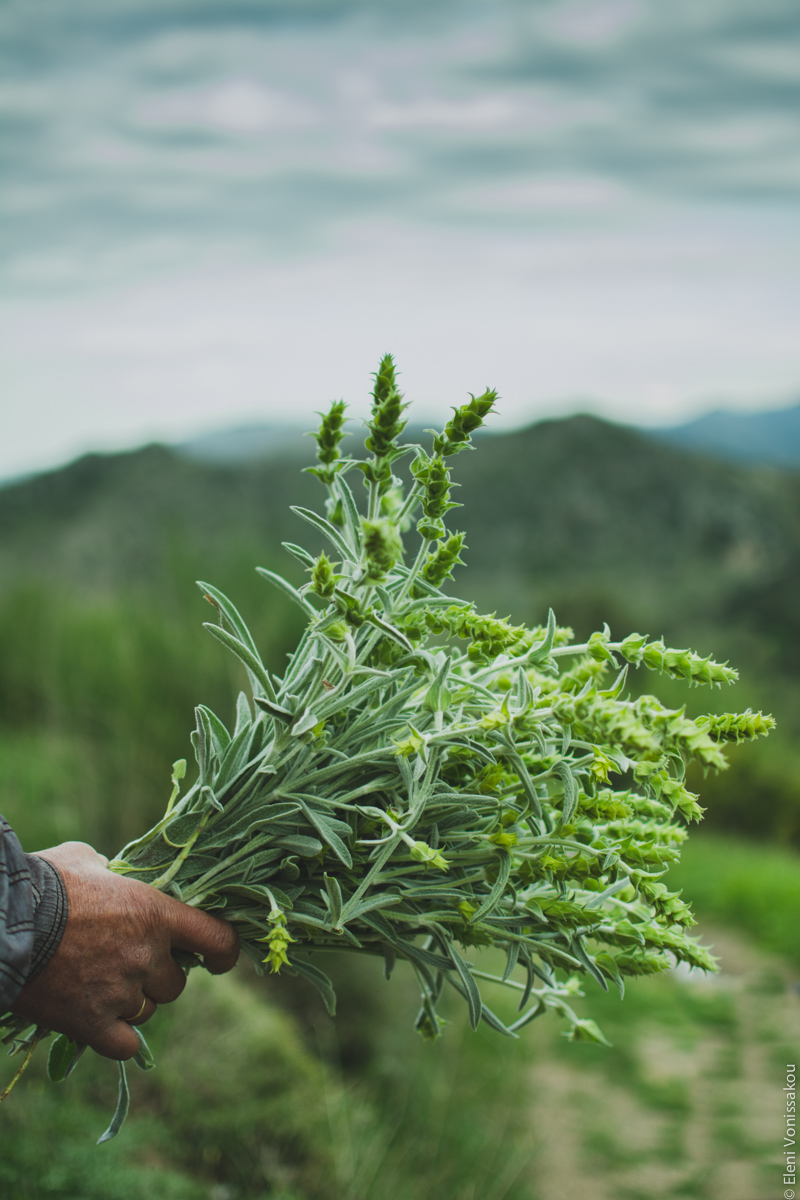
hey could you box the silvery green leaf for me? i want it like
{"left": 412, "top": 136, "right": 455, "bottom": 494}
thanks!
{"left": 200, "top": 785, "right": 222, "bottom": 813}
{"left": 276, "top": 835, "right": 324, "bottom": 857}
{"left": 528, "top": 607, "right": 557, "bottom": 664}
{"left": 281, "top": 541, "right": 316, "bottom": 568}
{"left": 323, "top": 873, "right": 343, "bottom": 926}
{"left": 508, "top": 1001, "right": 545, "bottom": 1033}
{"left": 514, "top": 667, "right": 535, "bottom": 713}
{"left": 276, "top": 855, "right": 301, "bottom": 881}
{"left": 340, "top": 894, "right": 402, "bottom": 922}
{"left": 584, "top": 875, "right": 629, "bottom": 908}
{"left": 289, "top": 959, "right": 337, "bottom": 1016}
{"left": 332, "top": 473, "right": 362, "bottom": 547}
{"left": 502, "top": 941, "right": 520, "bottom": 982}
{"left": 254, "top": 696, "right": 294, "bottom": 722}
{"left": 196, "top": 581, "right": 261, "bottom": 659}
{"left": 503, "top": 749, "right": 542, "bottom": 821}
{"left": 196, "top": 705, "right": 231, "bottom": 755}
{"left": 595, "top": 952, "right": 625, "bottom": 999}
{"left": 478, "top": 1002, "right": 518, "bottom": 1038}
{"left": 213, "top": 724, "right": 253, "bottom": 791}
{"left": 224, "top": 883, "right": 279, "bottom": 904}
{"left": 233, "top": 692, "right": 252, "bottom": 738}
{"left": 132, "top": 1027, "right": 156, "bottom": 1072}
{"left": 448, "top": 944, "right": 482, "bottom": 1031}
{"left": 291, "top": 805, "right": 352, "bottom": 836}
{"left": 291, "top": 708, "right": 321, "bottom": 738}
{"left": 556, "top": 761, "right": 578, "bottom": 826}
{"left": 359, "top": 909, "right": 396, "bottom": 941}
{"left": 163, "top": 812, "right": 203, "bottom": 847}
{"left": 316, "top": 674, "right": 388, "bottom": 720}
{"left": 367, "top": 613, "right": 414, "bottom": 652}
{"left": 242, "top": 802, "right": 304, "bottom": 832}
{"left": 599, "top": 664, "right": 629, "bottom": 701}
{"left": 256, "top": 567, "right": 317, "bottom": 618}
{"left": 424, "top": 682, "right": 451, "bottom": 713}
{"left": 297, "top": 803, "right": 353, "bottom": 868}
{"left": 469, "top": 851, "right": 511, "bottom": 924}
{"left": 191, "top": 710, "right": 212, "bottom": 785}
{"left": 290, "top": 505, "right": 357, "bottom": 562}
{"left": 263, "top": 884, "right": 296, "bottom": 910}
{"left": 517, "top": 949, "right": 535, "bottom": 1011}
{"left": 570, "top": 936, "right": 609, "bottom": 991}
{"left": 96, "top": 1061, "right": 130, "bottom": 1144}
{"left": 202, "top": 623, "right": 277, "bottom": 702}
{"left": 47, "top": 1034, "right": 78, "bottom": 1083}
{"left": 285, "top": 654, "right": 324, "bottom": 697}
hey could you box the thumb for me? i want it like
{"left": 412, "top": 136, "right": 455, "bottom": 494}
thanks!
{"left": 160, "top": 893, "right": 240, "bottom": 974}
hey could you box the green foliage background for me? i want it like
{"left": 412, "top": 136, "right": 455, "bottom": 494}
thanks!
{"left": 0, "top": 414, "right": 798, "bottom": 1198}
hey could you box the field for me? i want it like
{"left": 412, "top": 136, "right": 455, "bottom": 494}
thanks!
{"left": 0, "top": 416, "right": 798, "bottom": 1198}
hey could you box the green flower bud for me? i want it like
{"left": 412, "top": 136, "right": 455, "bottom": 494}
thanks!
{"left": 696, "top": 709, "right": 776, "bottom": 742}
{"left": 365, "top": 353, "right": 408, "bottom": 459}
{"left": 588, "top": 627, "right": 614, "bottom": 662}
{"left": 421, "top": 533, "right": 467, "bottom": 586}
{"left": 309, "top": 551, "right": 337, "bottom": 599}
{"left": 409, "top": 840, "right": 449, "bottom": 871}
{"left": 432, "top": 389, "right": 498, "bottom": 457}
{"left": 310, "top": 400, "right": 348, "bottom": 477}
{"left": 362, "top": 517, "right": 404, "bottom": 581}
{"left": 417, "top": 516, "right": 446, "bottom": 541}
{"left": 260, "top": 910, "right": 296, "bottom": 974}
{"left": 626, "top": 634, "right": 738, "bottom": 687}
{"left": 619, "top": 632, "right": 647, "bottom": 665}
{"left": 411, "top": 451, "right": 460, "bottom": 523}
{"left": 489, "top": 829, "right": 517, "bottom": 848}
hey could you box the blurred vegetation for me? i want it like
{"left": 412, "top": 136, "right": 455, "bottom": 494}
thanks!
{"left": 0, "top": 414, "right": 798, "bottom": 1197}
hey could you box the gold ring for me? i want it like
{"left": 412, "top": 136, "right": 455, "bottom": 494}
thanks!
{"left": 124, "top": 997, "right": 147, "bottom": 1023}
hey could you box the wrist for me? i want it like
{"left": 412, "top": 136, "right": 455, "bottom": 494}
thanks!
{"left": 25, "top": 854, "right": 69, "bottom": 984}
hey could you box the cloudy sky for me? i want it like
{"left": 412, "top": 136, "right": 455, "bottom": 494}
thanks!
{"left": 2, "top": 0, "right": 799, "bottom": 478}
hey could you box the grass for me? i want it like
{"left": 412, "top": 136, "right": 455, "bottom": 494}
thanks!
{"left": 666, "top": 831, "right": 800, "bottom": 963}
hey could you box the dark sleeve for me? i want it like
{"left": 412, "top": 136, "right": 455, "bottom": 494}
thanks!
{"left": 0, "top": 816, "right": 35, "bottom": 1010}
{"left": 0, "top": 817, "right": 69, "bottom": 1011}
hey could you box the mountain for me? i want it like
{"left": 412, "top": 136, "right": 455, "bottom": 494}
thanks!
{"left": 647, "top": 402, "right": 800, "bottom": 469}
{"left": 175, "top": 421, "right": 462, "bottom": 464}
{"left": 172, "top": 403, "right": 800, "bottom": 475}
{"left": 178, "top": 423, "right": 309, "bottom": 464}
{"left": 2, "top": 415, "right": 799, "bottom": 639}
{"left": 2, "top": 413, "right": 799, "bottom": 845}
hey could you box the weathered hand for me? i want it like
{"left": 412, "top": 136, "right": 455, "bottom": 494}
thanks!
{"left": 11, "top": 841, "right": 239, "bottom": 1060}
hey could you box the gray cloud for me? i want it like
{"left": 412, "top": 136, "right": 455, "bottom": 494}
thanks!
{"left": 2, "top": 0, "right": 799, "bottom": 289}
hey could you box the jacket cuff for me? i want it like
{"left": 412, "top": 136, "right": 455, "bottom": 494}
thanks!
{"left": 25, "top": 855, "right": 69, "bottom": 983}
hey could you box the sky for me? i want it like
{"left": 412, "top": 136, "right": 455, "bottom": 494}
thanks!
{"left": 1, "top": 0, "right": 799, "bottom": 479}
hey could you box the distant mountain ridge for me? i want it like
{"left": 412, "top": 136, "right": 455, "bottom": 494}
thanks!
{"left": 173, "top": 403, "right": 800, "bottom": 472}
{"left": 176, "top": 421, "right": 468, "bottom": 464}
{"left": 647, "top": 402, "right": 800, "bottom": 469}
{"left": 3, "top": 414, "right": 799, "bottom": 633}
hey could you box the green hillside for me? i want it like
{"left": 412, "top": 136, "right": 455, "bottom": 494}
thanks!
{"left": 1, "top": 414, "right": 798, "bottom": 850}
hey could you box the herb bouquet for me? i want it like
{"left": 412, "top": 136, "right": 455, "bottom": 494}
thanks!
{"left": 1, "top": 356, "right": 774, "bottom": 1138}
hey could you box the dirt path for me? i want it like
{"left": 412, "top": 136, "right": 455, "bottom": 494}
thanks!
{"left": 521, "top": 924, "right": 799, "bottom": 1200}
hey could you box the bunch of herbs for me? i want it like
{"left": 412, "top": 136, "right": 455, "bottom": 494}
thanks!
{"left": 0, "top": 355, "right": 774, "bottom": 1139}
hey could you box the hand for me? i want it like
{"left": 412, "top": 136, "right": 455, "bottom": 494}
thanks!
{"left": 11, "top": 841, "right": 239, "bottom": 1060}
